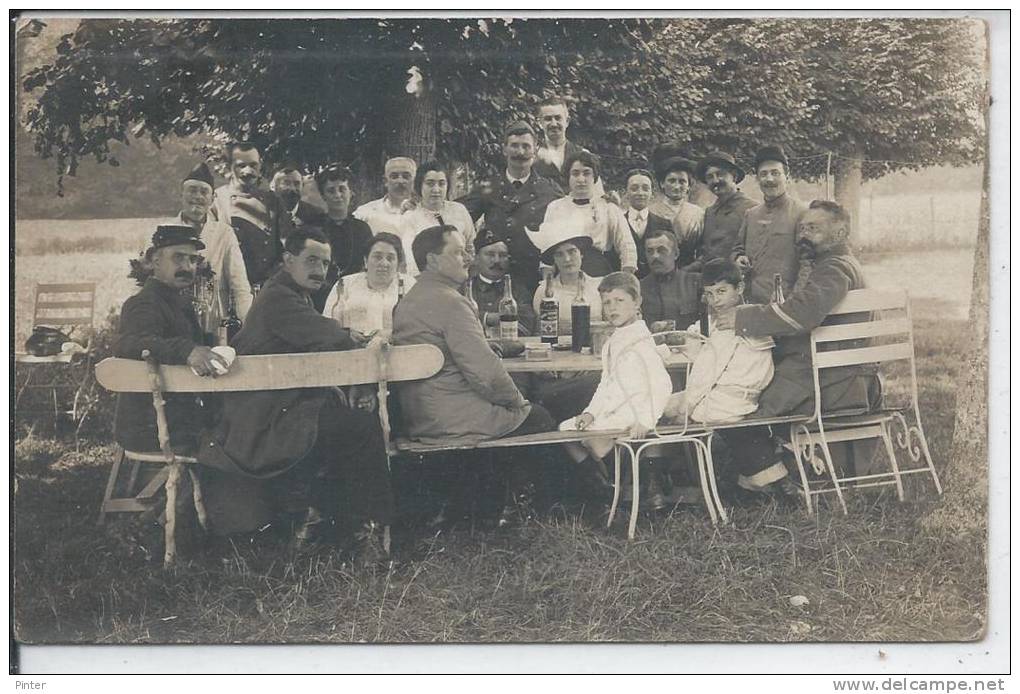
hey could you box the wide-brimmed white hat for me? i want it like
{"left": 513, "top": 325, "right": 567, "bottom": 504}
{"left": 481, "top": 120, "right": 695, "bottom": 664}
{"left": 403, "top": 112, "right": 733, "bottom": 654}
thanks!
{"left": 526, "top": 213, "right": 594, "bottom": 265}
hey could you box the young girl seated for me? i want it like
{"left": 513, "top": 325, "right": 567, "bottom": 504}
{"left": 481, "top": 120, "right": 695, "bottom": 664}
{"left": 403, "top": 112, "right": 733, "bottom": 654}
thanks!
{"left": 561, "top": 272, "right": 673, "bottom": 478}
{"left": 663, "top": 258, "right": 775, "bottom": 423}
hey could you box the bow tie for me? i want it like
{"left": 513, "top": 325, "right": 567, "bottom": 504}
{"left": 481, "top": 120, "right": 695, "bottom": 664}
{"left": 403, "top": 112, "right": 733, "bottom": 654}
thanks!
{"left": 572, "top": 198, "right": 591, "bottom": 206}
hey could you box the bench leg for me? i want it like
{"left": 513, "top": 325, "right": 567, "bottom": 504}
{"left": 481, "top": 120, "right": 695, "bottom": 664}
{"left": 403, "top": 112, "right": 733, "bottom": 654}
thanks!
{"left": 693, "top": 437, "right": 720, "bottom": 526}
{"left": 607, "top": 445, "right": 622, "bottom": 529}
{"left": 98, "top": 448, "right": 126, "bottom": 525}
{"left": 626, "top": 444, "right": 640, "bottom": 540}
{"left": 164, "top": 462, "right": 181, "bottom": 567}
{"left": 187, "top": 468, "right": 209, "bottom": 531}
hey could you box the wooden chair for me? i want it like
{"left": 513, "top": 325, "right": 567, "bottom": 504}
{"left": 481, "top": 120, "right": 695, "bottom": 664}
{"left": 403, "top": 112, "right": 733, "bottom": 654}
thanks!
{"left": 93, "top": 344, "right": 444, "bottom": 567}
{"left": 15, "top": 283, "right": 97, "bottom": 432}
{"left": 788, "top": 289, "right": 943, "bottom": 515}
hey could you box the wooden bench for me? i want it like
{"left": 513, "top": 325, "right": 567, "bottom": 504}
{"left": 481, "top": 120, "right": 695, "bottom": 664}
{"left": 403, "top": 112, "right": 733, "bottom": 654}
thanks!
{"left": 94, "top": 343, "right": 444, "bottom": 566}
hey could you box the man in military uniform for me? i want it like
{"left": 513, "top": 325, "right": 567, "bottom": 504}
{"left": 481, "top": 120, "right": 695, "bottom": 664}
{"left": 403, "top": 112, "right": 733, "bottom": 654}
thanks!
{"left": 213, "top": 142, "right": 293, "bottom": 291}
{"left": 469, "top": 226, "right": 537, "bottom": 338}
{"left": 270, "top": 161, "right": 325, "bottom": 229}
{"left": 459, "top": 121, "right": 563, "bottom": 297}
{"left": 695, "top": 150, "right": 757, "bottom": 268}
{"left": 714, "top": 200, "right": 879, "bottom": 494}
{"left": 732, "top": 145, "right": 806, "bottom": 304}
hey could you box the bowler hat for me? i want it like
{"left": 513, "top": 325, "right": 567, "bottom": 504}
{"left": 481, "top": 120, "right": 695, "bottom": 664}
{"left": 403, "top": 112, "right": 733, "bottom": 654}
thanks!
{"left": 695, "top": 151, "right": 746, "bottom": 184}
{"left": 183, "top": 162, "right": 215, "bottom": 188}
{"left": 753, "top": 145, "right": 789, "bottom": 172}
{"left": 152, "top": 225, "right": 205, "bottom": 251}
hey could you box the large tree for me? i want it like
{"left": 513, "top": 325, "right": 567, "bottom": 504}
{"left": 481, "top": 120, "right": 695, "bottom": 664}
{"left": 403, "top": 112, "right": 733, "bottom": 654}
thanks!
{"left": 20, "top": 16, "right": 984, "bottom": 219}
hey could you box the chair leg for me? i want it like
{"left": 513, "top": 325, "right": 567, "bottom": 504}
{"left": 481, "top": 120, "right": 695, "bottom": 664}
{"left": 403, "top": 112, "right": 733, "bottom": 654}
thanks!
{"left": 817, "top": 434, "right": 849, "bottom": 515}
{"left": 914, "top": 420, "right": 944, "bottom": 495}
{"left": 879, "top": 424, "right": 906, "bottom": 502}
{"left": 627, "top": 444, "right": 640, "bottom": 540}
{"left": 699, "top": 435, "right": 727, "bottom": 525}
{"left": 98, "top": 448, "right": 126, "bottom": 525}
{"left": 690, "top": 438, "right": 718, "bottom": 526}
{"left": 790, "top": 427, "right": 815, "bottom": 518}
{"left": 164, "top": 462, "right": 182, "bottom": 567}
{"left": 607, "top": 444, "right": 622, "bottom": 529}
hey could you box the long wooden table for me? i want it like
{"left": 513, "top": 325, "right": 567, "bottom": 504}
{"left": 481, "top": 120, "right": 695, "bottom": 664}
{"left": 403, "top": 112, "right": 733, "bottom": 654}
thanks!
{"left": 498, "top": 336, "right": 695, "bottom": 373}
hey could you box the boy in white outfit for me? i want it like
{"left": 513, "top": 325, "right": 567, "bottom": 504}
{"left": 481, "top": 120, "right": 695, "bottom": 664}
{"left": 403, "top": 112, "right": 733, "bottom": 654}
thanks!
{"left": 664, "top": 259, "right": 775, "bottom": 423}
{"left": 561, "top": 272, "right": 673, "bottom": 472}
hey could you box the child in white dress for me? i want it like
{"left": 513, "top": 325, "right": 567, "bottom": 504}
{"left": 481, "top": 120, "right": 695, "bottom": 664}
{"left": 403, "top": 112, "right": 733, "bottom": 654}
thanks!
{"left": 561, "top": 272, "right": 673, "bottom": 466}
{"left": 663, "top": 259, "right": 775, "bottom": 423}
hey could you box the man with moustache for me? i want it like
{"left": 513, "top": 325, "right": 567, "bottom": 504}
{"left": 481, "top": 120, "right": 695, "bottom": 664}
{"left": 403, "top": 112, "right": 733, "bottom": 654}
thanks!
{"left": 270, "top": 161, "right": 325, "bottom": 228}
{"left": 695, "top": 151, "right": 757, "bottom": 268}
{"left": 459, "top": 121, "right": 563, "bottom": 296}
{"left": 113, "top": 225, "right": 230, "bottom": 453}
{"left": 199, "top": 227, "right": 392, "bottom": 562}
{"left": 714, "top": 200, "right": 879, "bottom": 496}
{"left": 639, "top": 228, "right": 702, "bottom": 331}
{"left": 622, "top": 168, "right": 680, "bottom": 278}
{"left": 469, "top": 226, "right": 537, "bottom": 338}
{"left": 731, "top": 145, "right": 806, "bottom": 304}
{"left": 531, "top": 96, "right": 605, "bottom": 199}
{"left": 175, "top": 162, "right": 253, "bottom": 329}
{"left": 352, "top": 156, "right": 417, "bottom": 237}
{"left": 213, "top": 142, "right": 293, "bottom": 291}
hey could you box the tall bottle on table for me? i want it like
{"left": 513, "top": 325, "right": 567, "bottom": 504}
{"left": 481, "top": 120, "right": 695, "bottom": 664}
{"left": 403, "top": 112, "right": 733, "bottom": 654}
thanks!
{"left": 539, "top": 267, "right": 559, "bottom": 344}
{"left": 571, "top": 274, "right": 591, "bottom": 353}
{"left": 498, "top": 276, "right": 519, "bottom": 341}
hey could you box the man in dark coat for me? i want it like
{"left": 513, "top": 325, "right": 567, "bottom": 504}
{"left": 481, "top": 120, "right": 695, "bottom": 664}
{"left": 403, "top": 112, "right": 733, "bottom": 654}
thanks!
{"left": 622, "top": 168, "right": 676, "bottom": 278}
{"left": 639, "top": 228, "right": 702, "bottom": 332}
{"left": 715, "top": 200, "right": 879, "bottom": 494}
{"left": 198, "top": 227, "right": 392, "bottom": 559}
{"left": 113, "top": 225, "right": 230, "bottom": 452}
{"left": 469, "top": 226, "right": 537, "bottom": 338}
{"left": 270, "top": 161, "right": 325, "bottom": 229}
{"left": 695, "top": 151, "right": 757, "bottom": 267}
{"left": 458, "top": 121, "right": 563, "bottom": 297}
{"left": 213, "top": 142, "right": 294, "bottom": 290}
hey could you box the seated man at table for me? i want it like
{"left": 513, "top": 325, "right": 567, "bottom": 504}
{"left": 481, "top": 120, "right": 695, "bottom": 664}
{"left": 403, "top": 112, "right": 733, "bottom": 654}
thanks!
{"left": 198, "top": 227, "right": 393, "bottom": 563}
{"left": 640, "top": 228, "right": 702, "bottom": 333}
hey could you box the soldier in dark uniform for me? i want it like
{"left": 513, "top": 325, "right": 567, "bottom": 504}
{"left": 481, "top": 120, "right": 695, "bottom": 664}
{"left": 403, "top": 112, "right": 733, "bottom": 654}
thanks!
{"left": 716, "top": 200, "right": 880, "bottom": 495}
{"left": 469, "top": 226, "right": 537, "bottom": 337}
{"left": 270, "top": 161, "right": 325, "bottom": 228}
{"left": 458, "top": 121, "right": 563, "bottom": 297}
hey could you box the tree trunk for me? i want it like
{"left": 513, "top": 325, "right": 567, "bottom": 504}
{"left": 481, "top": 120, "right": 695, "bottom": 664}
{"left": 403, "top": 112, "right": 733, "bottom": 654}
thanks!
{"left": 833, "top": 148, "right": 862, "bottom": 238}
{"left": 389, "top": 86, "right": 437, "bottom": 167}
{"left": 920, "top": 147, "right": 989, "bottom": 541}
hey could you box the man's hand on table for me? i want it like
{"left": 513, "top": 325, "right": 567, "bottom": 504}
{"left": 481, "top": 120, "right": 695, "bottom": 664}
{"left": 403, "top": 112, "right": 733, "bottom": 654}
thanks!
{"left": 187, "top": 346, "right": 230, "bottom": 378}
{"left": 349, "top": 385, "right": 378, "bottom": 413}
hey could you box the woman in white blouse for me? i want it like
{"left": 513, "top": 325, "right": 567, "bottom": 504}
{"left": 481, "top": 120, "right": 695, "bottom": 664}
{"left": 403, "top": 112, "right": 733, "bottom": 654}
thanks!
{"left": 527, "top": 220, "right": 604, "bottom": 337}
{"left": 323, "top": 232, "right": 415, "bottom": 336}
{"left": 398, "top": 161, "right": 476, "bottom": 275}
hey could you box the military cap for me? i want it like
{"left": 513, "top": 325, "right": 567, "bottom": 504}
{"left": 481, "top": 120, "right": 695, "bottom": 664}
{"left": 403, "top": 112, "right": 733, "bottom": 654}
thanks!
{"left": 152, "top": 224, "right": 205, "bottom": 251}
{"left": 753, "top": 144, "right": 790, "bottom": 172}
{"left": 182, "top": 162, "right": 215, "bottom": 188}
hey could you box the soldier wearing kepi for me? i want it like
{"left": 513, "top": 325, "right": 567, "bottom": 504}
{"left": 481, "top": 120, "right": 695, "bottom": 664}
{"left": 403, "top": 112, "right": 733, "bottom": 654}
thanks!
{"left": 213, "top": 142, "right": 293, "bottom": 292}
{"left": 176, "top": 162, "right": 253, "bottom": 329}
{"left": 695, "top": 150, "right": 757, "bottom": 268}
{"left": 732, "top": 145, "right": 807, "bottom": 304}
{"left": 113, "top": 225, "right": 229, "bottom": 453}
{"left": 714, "top": 200, "right": 880, "bottom": 495}
{"left": 469, "top": 226, "right": 537, "bottom": 338}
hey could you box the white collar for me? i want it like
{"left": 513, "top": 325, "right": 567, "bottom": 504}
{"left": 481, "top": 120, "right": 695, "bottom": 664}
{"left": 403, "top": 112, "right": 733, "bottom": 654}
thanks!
{"left": 627, "top": 207, "right": 647, "bottom": 220}
{"left": 477, "top": 273, "right": 504, "bottom": 285}
{"left": 505, "top": 170, "right": 531, "bottom": 186}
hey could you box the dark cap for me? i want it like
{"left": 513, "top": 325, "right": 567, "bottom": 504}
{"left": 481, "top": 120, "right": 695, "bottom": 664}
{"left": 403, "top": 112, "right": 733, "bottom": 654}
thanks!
{"left": 753, "top": 144, "right": 789, "bottom": 172}
{"left": 504, "top": 119, "right": 536, "bottom": 140}
{"left": 183, "top": 161, "right": 215, "bottom": 188}
{"left": 695, "top": 150, "right": 746, "bottom": 184}
{"left": 473, "top": 225, "right": 509, "bottom": 253}
{"left": 152, "top": 224, "right": 205, "bottom": 251}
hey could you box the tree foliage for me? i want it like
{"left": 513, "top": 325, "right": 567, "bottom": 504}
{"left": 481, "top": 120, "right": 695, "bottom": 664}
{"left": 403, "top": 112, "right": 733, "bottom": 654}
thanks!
{"left": 21, "top": 17, "right": 985, "bottom": 191}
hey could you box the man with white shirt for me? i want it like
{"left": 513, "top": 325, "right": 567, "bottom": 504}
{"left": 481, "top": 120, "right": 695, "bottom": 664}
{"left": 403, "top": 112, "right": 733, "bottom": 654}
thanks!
{"left": 621, "top": 168, "right": 674, "bottom": 278}
{"left": 531, "top": 96, "right": 604, "bottom": 198}
{"left": 459, "top": 121, "right": 563, "bottom": 295}
{"left": 351, "top": 156, "right": 417, "bottom": 237}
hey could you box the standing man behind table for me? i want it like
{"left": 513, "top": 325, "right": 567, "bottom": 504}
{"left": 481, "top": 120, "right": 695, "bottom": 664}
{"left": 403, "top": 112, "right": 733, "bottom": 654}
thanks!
{"left": 352, "top": 156, "right": 417, "bottom": 237}
{"left": 459, "top": 121, "right": 563, "bottom": 297}
{"left": 469, "top": 226, "right": 537, "bottom": 339}
{"left": 714, "top": 200, "right": 880, "bottom": 495}
{"left": 531, "top": 96, "right": 606, "bottom": 199}
{"left": 270, "top": 161, "right": 325, "bottom": 229}
{"left": 309, "top": 164, "right": 375, "bottom": 312}
{"left": 622, "top": 168, "right": 676, "bottom": 278}
{"left": 694, "top": 150, "right": 757, "bottom": 269}
{"left": 176, "top": 162, "right": 253, "bottom": 329}
{"left": 731, "top": 145, "right": 806, "bottom": 304}
{"left": 213, "top": 141, "right": 293, "bottom": 292}
{"left": 113, "top": 225, "right": 229, "bottom": 454}
{"left": 199, "top": 227, "right": 393, "bottom": 562}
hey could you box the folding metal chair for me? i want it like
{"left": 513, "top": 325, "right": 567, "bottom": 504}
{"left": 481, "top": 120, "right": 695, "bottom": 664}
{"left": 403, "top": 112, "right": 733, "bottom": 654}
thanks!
{"left": 788, "top": 289, "right": 943, "bottom": 515}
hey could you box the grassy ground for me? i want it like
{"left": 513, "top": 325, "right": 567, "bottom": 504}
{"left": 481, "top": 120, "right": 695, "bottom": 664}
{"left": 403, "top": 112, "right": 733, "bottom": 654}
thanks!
{"left": 12, "top": 247, "right": 985, "bottom": 644}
